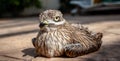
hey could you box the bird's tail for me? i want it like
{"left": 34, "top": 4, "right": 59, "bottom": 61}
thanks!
{"left": 95, "top": 32, "right": 103, "bottom": 41}
{"left": 94, "top": 32, "right": 103, "bottom": 48}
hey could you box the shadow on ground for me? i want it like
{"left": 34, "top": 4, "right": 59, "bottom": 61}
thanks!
{"left": 82, "top": 41, "right": 120, "bottom": 61}
{"left": 0, "top": 29, "right": 38, "bottom": 38}
{"left": 22, "top": 48, "right": 36, "bottom": 57}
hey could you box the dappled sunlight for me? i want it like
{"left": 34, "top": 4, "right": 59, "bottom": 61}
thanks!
{"left": 0, "top": 15, "right": 120, "bottom": 61}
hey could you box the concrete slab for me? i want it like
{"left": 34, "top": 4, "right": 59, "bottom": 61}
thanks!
{"left": 0, "top": 15, "right": 120, "bottom": 61}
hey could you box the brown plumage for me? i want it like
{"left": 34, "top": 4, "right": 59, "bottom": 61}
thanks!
{"left": 32, "top": 10, "right": 103, "bottom": 58}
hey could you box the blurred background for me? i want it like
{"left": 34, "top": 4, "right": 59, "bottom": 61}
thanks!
{"left": 0, "top": 0, "right": 120, "bottom": 17}
{"left": 0, "top": 0, "right": 120, "bottom": 61}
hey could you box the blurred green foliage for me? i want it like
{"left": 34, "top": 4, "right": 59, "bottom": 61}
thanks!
{"left": 0, "top": 0, "right": 41, "bottom": 16}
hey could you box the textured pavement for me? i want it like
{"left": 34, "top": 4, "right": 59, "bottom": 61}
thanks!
{"left": 0, "top": 15, "right": 120, "bottom": 61}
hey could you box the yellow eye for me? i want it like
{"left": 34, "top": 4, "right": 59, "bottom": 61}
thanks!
{"left": 54, "top": 16, "right": 60, "bottom": 22}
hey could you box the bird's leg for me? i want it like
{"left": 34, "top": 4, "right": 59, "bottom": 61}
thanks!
{"left": 64, "top": 40, "right": 102, "bottom": 58}
{"left": 64, "top": 43, "right": 83, "bottom": 57}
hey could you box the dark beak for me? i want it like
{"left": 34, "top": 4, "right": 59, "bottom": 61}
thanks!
{"left": 39, "top": 22, "right": 47, "bottom": 28}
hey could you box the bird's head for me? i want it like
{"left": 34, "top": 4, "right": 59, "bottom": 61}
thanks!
{"left": 39, "top": 10, "right": 66, "bottom": 31}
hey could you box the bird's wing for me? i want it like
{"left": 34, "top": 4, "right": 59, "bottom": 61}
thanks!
{"left": 64, "top": 24, "right": 103, "bottom": 57}
{"left": 70, "top": 24, "right": 103, "bottom": 48}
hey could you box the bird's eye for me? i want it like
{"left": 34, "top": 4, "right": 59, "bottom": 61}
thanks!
{"left": 54, "top": 16, "right": 60, "bottom": 22}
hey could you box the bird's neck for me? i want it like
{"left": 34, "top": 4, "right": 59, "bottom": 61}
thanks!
{"left": 40, "top": 22, "right": 70, "bottom": 32}
{"left": 46, "top": 26, "right": 57, "bottom": 32}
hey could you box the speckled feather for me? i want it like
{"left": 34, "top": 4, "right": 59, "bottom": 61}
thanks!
{"left": 32, "top": 10, "right": 103, "bottom": 58}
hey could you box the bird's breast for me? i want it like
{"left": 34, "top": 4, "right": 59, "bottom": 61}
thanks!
{"left": 37, "top": 30, "right": 70, "bottom": 56}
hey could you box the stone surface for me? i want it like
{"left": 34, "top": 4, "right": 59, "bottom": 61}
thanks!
{"left": 0, "top": 15, "right": 120, "bottom": 61}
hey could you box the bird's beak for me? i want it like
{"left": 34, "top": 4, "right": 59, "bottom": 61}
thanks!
{"left": 39, "top": 21, "right": 48, "bottom": 28}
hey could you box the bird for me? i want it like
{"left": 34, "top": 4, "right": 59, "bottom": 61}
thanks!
{"left": 32, "top": 10, "right": 103, "bottom": 58}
